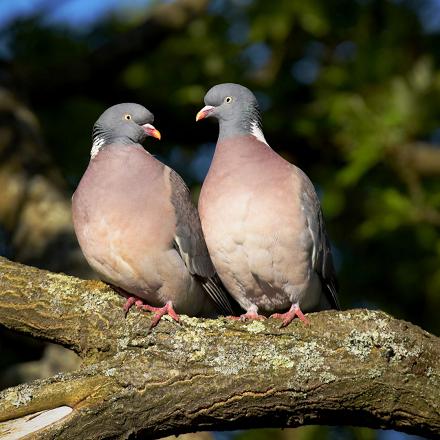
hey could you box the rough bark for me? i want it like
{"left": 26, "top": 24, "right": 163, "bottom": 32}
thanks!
{"left": 0, "top": 257, "right": 439, "bottom": 439}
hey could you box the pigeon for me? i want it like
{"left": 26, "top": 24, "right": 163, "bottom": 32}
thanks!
{"left": 72, "top": 103, "right": 234, "bottom": 328}
{"left": 196, "top": 83, "right": 340, "bottom": 326}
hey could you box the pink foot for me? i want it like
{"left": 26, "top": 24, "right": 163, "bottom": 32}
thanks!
{"left": 270, "top": 304, "right": 309, "bottom": 327}
{"left": 123, "top": 296, "right": 144, "bottom": 317}
{"left": 140, "top": 301, "right": 180, "bottom": 329}
{"left": 227, "top": 312, "right": 266, "bottom": 321}
{"left": 108, "top": 284, "right": 144, "bottom": 318}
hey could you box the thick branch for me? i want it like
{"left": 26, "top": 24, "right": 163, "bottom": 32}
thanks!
{"left": 0, "top": 257, "right": 439, "bottom": 439}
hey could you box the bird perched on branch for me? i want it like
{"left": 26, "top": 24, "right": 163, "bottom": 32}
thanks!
{"left": 196, "top": 83, "right": 340, "bottom": 326}
{"left": 72, "top": 103, "right": 234, "bottom": 328}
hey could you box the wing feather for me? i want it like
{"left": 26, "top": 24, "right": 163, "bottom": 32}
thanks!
{"left": 169, "top": 169, "right": 235, "bottom": 315}
{"left": 297, "top": 168, "right": 340, "bottom": 310}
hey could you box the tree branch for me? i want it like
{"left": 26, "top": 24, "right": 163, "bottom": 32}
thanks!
{"left": 0, "top": 257, "right": 439, "bottom": 439}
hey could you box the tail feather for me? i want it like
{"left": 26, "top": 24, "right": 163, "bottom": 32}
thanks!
{"left": 201, "top": 274, "right": 242, "bottom": 316}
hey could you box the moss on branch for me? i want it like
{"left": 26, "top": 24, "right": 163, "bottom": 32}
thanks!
{"left": 0, "top": 257, "right": 439, "bottom": 439}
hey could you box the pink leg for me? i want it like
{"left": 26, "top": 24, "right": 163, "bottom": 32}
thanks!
{"left": 123, "top": 296, "right": 137, "bottom": 315}
{"left": 270, "top": 303, "right": 309, "bottom": 327}
{"left": 108, "top": 284, "right": 144, "bottom": 317}
{"left": 227, "top": 306, "right": 266, "bottom": 321}
{"left": 140, "top": 301, "right": 180, "bottom": 329}
{"left": 123, "top": 296, "right": 144, "bottom": 317}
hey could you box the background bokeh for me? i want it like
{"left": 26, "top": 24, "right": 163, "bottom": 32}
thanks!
{"left": 1, "top": 0, "right": 439, "bottom": 439}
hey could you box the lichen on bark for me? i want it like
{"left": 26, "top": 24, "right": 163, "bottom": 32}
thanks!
{"left": 0, "top": 256, "right": 439, "bottom": 439}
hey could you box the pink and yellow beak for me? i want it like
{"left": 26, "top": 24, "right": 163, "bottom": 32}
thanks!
{"left": 196, "top": 105, "right": 215, "bottom": 122}
{"left": 142, "top": 123, "right": 161, "bottom": 140}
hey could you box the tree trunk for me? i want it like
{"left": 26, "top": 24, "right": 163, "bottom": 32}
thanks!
{"left": 0, "top": 257, "right": 439, "bottom": 439}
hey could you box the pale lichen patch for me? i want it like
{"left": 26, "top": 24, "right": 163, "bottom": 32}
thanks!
{"left": 245, "top": 320, "right": 266, "bottom": 334}
{"left": 179, "top": 316, "right": 229, "bottom": 330}
{"left": 79, "top": 287, "right": 116, "bottom": 312}
{"left": 319, "top": 371, "right": 337, "bottom": 383}
{"left": 360, "top": 310, "right": 387, "bottom": 321}
{"left": 179, "top": 316, "right": 200, "bottom": 326}
{"left": 338, "top": 312, "right": 353, "bottom": 322}
{"left": 291, "top": 341, "right": 325, "bottom": 380}
{"left": 105, "top": 368, "right": 117, "bottom": 377}
{"left": 345, "top": 328, "right": 422, "bottom": 361}
{"left": 346, "top": 330, "right": 375, "bottom": 360}
{"left": 117, "top": 336, "right": 130, "bottom": 350}
{"left": 376, "top": 319, "right": 388, "bottom": 330}
{"left": 173, "top": 330, "right": 208, "bottom": 362}
{"left": 207, "top": 344, "right": 253, "bottom": 374}
{"left": 5, "top": 386, "right": 33, "bottom": 407}
{"left": 253, "top": 341, "right": 295, "bottom": 370}
{"left": 128, "top": 337, "right": 150, "bottom": 348}
{"left": 368, "top": 368, "right": 383, "bottom": 379}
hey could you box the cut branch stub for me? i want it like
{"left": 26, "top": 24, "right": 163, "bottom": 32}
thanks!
{"left": 0, "top": 257, "right": 439, "bottom": 439}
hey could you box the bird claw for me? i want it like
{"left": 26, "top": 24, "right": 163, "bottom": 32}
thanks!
{"left": 270, "top": 304, "right": 309, "bottom": 327}
{"left": 122, "top": 296, "right": 144, "bottom": 317}
{"left": 227, "top": 312, "right": 266, "bottom": 321}
{"left": 140, "top": 301, "right": 180, "bottom": 329}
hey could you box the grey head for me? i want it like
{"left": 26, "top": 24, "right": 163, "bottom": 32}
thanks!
{"left": 196, "top": 83, "right": 266, "bottom": 143}
{"left": 91, "top": 103, "right": 161, "bottom": 158}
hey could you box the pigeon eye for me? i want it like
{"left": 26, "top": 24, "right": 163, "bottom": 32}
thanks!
{"left": 124, "top": 114, "right": 132, "bottom": 120}
{"left": 225, "top": 96, "right": 233, "bottom": 104}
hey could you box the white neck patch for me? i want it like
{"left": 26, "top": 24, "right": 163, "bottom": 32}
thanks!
{"left": 250, "top": 121, "right": 268, "bottom": 145}
{"left": 91, "top": 137, "right": 105, "bottom": 159}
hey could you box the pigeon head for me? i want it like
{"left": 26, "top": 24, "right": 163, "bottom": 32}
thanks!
{"left": 196, "top": 83, "right": 266, "bottom": 143}
{"left": 91, "top": 103, "right": 161, "bottom": 158}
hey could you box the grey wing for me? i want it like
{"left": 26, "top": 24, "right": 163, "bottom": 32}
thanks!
{"left": 297, "top": 168, "right": 341, "bottom": 310}
{"left": 169, "top": 169, "right": 234, "bottom": 315}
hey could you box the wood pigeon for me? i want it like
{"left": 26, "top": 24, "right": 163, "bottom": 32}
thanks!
{"left": 72, "top": 103, "right": 234, "bottom": 328}
{"left": 196, "top": 84, "right": 340, "bottom": 326}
